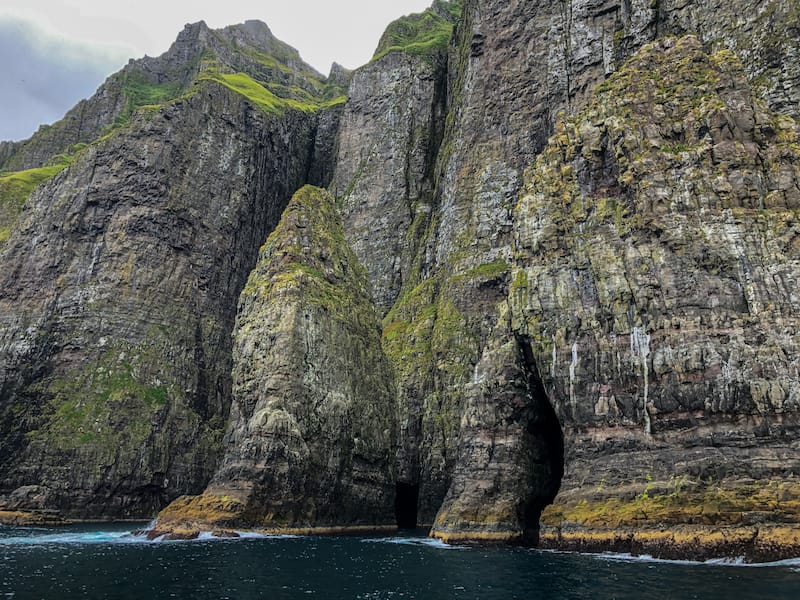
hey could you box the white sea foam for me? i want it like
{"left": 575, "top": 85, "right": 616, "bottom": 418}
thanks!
{"left": 361, "top": 536, "right": 464, "bottom": 550}
{"left": 0, "top": 530, "right": 135, "bottom": 546}
{"left": 234, "top": 531, "right": 303, "bottom": 540}
{"left": 546, "top": 550, "right": 800, "bottom": 569}
{"left": 0, "top": 526, "right": 306, "bottom": 546}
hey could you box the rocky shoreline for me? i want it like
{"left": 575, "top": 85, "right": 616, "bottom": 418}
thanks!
{"left": 136, "top": 524, "right": 399, "bottom": 542}
{"left": 0, "top": 510, "right": 70, "bottom": 527}
{"left": 3, "top": 509, "right": 799, "bottom": 564}
{"left": 540, "top": 525, "right": 800, "bottom": 564}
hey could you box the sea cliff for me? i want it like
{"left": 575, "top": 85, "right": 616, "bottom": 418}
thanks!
{"left": 1, "top": 0, "right": 799, "bottom": 561}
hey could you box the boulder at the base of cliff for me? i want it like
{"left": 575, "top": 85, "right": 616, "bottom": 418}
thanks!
{"left": 155, "top": 186, "right": 397, "bottom": 533}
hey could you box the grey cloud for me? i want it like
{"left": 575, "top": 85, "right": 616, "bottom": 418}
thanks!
{"left": 0, "top": 18, "right": 128, "bottom": 142}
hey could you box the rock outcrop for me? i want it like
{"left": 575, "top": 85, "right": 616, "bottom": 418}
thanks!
{"left": 516, "top": 34, "right": 800, "bottom": 542}
{"left": 0, "top": 24, "right": 341, "bottom": 518}
{"left": 432, "top": 33, "right": 800, "bottom": 544}
{"left": 154, "top": 186, "right": 396, "bottom": 534}
{"left": 2, "top": 0, "right": 800, "bottom": 560}
{"left": 432, "top": 316, "right": 564, "bottom": 544}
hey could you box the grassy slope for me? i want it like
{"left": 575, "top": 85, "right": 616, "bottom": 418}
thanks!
{"left": 0, "top": 147, "right": 85, "bottom": 246}
{"left": 372, "top": 1, "right": 462, "bottom": 63}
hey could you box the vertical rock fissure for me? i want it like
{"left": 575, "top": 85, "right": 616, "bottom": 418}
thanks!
{"left": 515, "top": 333, "right": 564, "bottom": 545}
{"left": 395, "top": 481, "right": 420, "bottom": 529}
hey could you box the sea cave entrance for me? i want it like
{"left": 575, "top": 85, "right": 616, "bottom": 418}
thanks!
{"left": 517, "top": 333, "right": 565, "bottom": 545}
{"left": 395, "top": 481, "right": 420, "bottom": 529}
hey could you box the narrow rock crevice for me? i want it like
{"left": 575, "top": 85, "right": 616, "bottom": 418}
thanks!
{"left": 515, "top": 333, "right": 564, "bottom": 545}
{"left": 395, "top": 482, "right": 420, "bottom": 529}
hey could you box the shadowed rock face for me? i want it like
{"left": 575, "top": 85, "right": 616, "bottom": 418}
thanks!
{"left": 331, "top": 50, "right": 447, "bottom": 315}
{"left": 155, "top": 186, "right": 397, "bottom": 532}
{"left": 0, "top": 80, "right": 319, "bottom": 519}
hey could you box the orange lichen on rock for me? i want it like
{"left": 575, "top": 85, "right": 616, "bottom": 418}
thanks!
{"left": 0, "top": 510, "right": 69, "bottom": 526}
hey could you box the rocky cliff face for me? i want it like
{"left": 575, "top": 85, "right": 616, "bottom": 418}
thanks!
{"left": 0, "top": 24, "right": 340, "bottom": 518}
{"left": 1, "top": 0, "right": 799, "bottom": 556}
{"left": 329, "top": 4, "right": 457, "bottom": 524}
{"left": 155, "top": 186, "right": 396, "bottom": 534}
{"left": 427, "top": 0, "right": 800, "bottom": 543}
{"left": 0, "top": 19, "right": 330, "bottom": 174}
{"left": 331, "top": 49, "right": 446, "bottom": 314}
{"left": 518, "top": 33, "right": 800, "bottom": 536}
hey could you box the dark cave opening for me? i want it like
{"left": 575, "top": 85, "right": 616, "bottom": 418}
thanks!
{"left": 516, "top": 334, "right": 565, "bottom": 546}
{"left": 395, "top": 482, "right": 420, "bottom": 529}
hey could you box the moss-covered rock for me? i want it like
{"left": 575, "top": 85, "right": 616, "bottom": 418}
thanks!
{"left": 0, "top": 148, "right": 85, "bottom": 248}
{"left": 155, "top": 186, "right": 397, "bottom": 532}
{"left": 372, "top": 1, "right": 462, "bottom": 64}
{"left": 511, "top": 35, "right": 800, "bottom": 543}
{"left": 0, "top": 74, "right": 319, "bottom": 519}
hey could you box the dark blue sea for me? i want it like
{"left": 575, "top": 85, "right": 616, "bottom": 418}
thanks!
{"left": 1, "top": 524, "right": 799, "bottom": 599}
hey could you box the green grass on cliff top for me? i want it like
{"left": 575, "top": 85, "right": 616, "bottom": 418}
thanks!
{"left": 112, "top": 72, "right": 185, "bottom": 128}
{"left": 0, "top": 148, "right": 83, "bottom": 245}
{"left": 372, "top": 1, "right": 462, "bottom": 63}
{"left": 199, "top": 71, "right": 345, "bottom": 114}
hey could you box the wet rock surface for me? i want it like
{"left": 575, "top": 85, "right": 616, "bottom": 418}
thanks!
{"left": 540, "top": 524, "right": 800, "bottom": 563}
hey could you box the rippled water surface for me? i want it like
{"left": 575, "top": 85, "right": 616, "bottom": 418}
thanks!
{"left": 2, "top": 524, "right": 799, "bottom": 599}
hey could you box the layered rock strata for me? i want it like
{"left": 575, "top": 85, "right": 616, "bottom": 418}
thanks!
{"left": 0, "top": 55, "right": 329, "bottom": 518}
{"left": 153, "top": 186, "right": 396, "bottom": 535}
{"left": 382, "top": 0, "right": 800, "bottom": 543}
{"left": 434, "top": 35, "right": 800, "bottom": 547}
{"left": 524, "top": 35, "right": 800, "bottom": 552}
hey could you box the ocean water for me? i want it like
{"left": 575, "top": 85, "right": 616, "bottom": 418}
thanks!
{"left": 1, "top": 524, "right": 799, "bottom": 599}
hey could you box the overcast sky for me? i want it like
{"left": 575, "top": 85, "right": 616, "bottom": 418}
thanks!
{"left": 0, "top": 0, "right": 434, "bottom": 142}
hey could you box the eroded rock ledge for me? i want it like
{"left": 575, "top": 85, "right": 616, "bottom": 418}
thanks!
{"left": 540, "top": 526, "right": 800, "bottom": 564}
